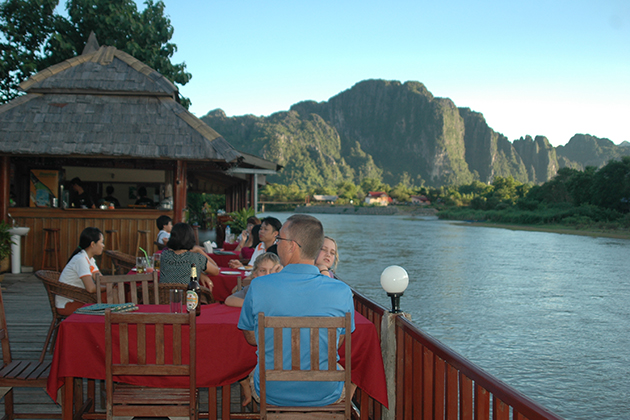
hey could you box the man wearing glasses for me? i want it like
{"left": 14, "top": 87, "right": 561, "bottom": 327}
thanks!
{"left": 238, "top": 214, "right": 355, "bottom": 406}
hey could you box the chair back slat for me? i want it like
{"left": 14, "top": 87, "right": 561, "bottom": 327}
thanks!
{"left": 257, "top": 312, "right": 352, "bottom": 419}
{"left": 0, "top": 288, "right": 12, "bottom": 365}
{"left": 105, "top": 310, "right": 196, "bottom": 419}
{"left": 96, "top": 272, "right": 159, "bottom": 305}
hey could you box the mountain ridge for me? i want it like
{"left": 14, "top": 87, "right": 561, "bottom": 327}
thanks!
{"left": 201, "top": 79, "right": 629, "bottom": 188}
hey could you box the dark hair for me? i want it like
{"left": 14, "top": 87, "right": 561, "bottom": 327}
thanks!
{"left": 157, "top": 215, "right": 172, "bottom": 230}
{"left": 261, "top": 217, "right": 282, "bottom": 233}
{"left": 106, "top": 185, "right": 114, "bottom": 195}
{"left": 250, "top": 224, "right": 261, "bottom": 248}
{"left": 68, "top": 227, "right": 102, "bottom": 262}
{"left": 285, "top": 214, "right": 324, "bottom": 260}
{"left": 70, "top": 177, "right": 84, "bottom": 188}
{"left": 167, "top": 223, "right": 196, "bottom": 250}
{"left": 138, "top": 186, "right": 147, "bottom": 197}
{"left": 247, "top": 216, "right": 261, "bottom": 226}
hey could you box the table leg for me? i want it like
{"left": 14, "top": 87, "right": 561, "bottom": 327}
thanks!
{"left": 62, "top": 377, "right": 73, "bottom": 420}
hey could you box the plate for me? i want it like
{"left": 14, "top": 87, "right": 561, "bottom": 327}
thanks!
{"left": 238, "top": 266, "right": 251, "bottom": 270}
{"left": 221, "top": 271, "right": 242, "bottom": 275}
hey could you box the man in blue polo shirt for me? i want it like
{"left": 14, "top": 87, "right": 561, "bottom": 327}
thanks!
{"left": 238, "top": 214, "right": 355, "bottom": 406}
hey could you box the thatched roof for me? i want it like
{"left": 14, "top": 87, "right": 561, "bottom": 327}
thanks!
{"left": 0, "top": 35, "right": 241, "bottom": 163}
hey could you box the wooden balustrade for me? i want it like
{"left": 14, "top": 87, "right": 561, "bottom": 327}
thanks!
{"left": 352, "top": 289, "right": 565, "bottom": 420}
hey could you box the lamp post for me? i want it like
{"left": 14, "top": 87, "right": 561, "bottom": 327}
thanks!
{"left": 380, "top": 265, "right": 409, "bottom": 313}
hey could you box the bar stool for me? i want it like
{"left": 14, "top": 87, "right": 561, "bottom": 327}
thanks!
{"left": 135, "top": 230, "right": 151, "bottom": 258}
{"left": 105, "top": 230, "right": 120, "bottom": 274}
{"left": 41, "top": 228, "right": 62, "bottom": 271}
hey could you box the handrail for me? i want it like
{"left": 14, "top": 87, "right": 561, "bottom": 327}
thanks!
{"left": 351, "top": 291, "right": 565, "bottom": 420}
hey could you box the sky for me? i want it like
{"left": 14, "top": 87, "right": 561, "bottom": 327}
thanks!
{"left": 129, "top": 1, "right": 628, "bottom": 146}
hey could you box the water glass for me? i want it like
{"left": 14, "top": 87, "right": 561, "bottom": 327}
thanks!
{"left": 153, "top": 253, "right": 161, "bottom": 272}
{"left": 170, "top": 289, "right": 183, "bottom": 313}
{"left": 136, "top": 257, "right": 146, "bottom": 274}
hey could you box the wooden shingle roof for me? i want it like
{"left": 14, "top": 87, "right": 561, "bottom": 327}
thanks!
{"left": 0, "top": 40, "right": 241, "bottom": 162}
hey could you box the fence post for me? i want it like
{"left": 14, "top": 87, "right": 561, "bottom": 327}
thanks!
{"left": 381, "top": 311, "right": 411, "bottom": 420}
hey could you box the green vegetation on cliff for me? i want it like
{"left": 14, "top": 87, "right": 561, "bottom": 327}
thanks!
{"left": 202, "top": 79, "right": 630, "bottom": 190}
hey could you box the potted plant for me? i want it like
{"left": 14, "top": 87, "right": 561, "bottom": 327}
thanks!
{"left": 0, "top": 220, "right": 15, "bottom": 278}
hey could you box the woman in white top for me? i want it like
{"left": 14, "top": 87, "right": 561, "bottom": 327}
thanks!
{"left": 56, "top": 227, "right": 105, "bottom": 315}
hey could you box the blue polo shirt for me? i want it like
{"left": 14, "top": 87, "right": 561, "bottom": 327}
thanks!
{"left": 238, "top": 264, "right": 355, "bottom": 406}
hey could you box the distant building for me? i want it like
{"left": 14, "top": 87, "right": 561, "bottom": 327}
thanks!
{"left": 312, "top": 195, "right": 338, "bottom": 203}
{"left": 365, "top": 192, "right": 392, "bottom": 206}
{"left": 411, "top": 195, "right": 431, "bottom": 205}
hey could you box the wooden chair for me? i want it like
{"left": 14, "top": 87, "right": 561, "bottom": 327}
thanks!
{"left": 105, "top": 309, "right": 197, "bottom": 419}
{"left": 104, "top": 250, "right": 136, "bottom": 275}
{"left": 0, "top": 287, "right": 62, "bottom": 420}
{"left": 257, "top": 312, "right": 352, "bottom": 420}
{"left": 95, "top": 271, "right": 159, "bottom": 305}
{"left": 35, "top": 270, "right": 97, "bottom": 362}
{"left": 155, "top": 283, "right": 214, "bottom": 305}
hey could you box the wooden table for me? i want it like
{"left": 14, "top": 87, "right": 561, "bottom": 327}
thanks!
{"left": 47, "top": 304, "right": 388, "bottom": 419}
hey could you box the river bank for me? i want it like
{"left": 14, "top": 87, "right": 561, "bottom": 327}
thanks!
{"left": 457, "top": 220, "right": 630, "bottom": 240}
{"left": 295, "top": 204, "right": 437, "bottom": 216}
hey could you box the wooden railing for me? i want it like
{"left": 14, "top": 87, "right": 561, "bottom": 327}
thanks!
{"left": 352, "top": 289, "right": 565, "bottom": 420}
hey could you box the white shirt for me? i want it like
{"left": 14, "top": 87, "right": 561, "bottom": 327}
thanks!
{"left": 247, "top": 242, "right": 266, "bottom": 266}
{"left": 55, "top": 250, "right": 99, "bottom": 308}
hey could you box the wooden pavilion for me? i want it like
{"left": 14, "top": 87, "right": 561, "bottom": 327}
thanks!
{"left": 0, "top": 34, "right": 279, "bottom": 270}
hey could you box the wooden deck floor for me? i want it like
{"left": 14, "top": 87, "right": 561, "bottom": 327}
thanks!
{"left": 0, "top": 272, "right": 247, "bottom": 419}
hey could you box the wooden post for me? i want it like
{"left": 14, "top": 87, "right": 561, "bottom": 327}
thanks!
{"left": 0, "top": 156, "right": 9, "bottom": 223}
{"left": 174, "top": 160, "right": 187, "bottom": 223}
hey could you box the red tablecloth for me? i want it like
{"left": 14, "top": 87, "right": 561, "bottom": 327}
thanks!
{"left": 46, "top": 304, "right": 388, "bottom": 408}
{"left": 208, "top": 250, "right": 240, "bottom": 267}
{"left": 222, "top": 242, "right": 239, "bottom": 251}
{"left": 210, "top": 269, "right": 246, "bottom": 302}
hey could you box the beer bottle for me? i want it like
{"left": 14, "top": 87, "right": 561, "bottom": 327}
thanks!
{"left": 186, "top": 263, "right": 201, "bottom": 316}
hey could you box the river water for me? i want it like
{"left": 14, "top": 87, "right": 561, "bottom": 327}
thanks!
{"left": 260, "top": 212, "right": 630, "bottom": 420}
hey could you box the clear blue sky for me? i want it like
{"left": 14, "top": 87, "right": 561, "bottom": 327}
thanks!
{"left": 143, "top": 0, "right": 629, "bottom": 147}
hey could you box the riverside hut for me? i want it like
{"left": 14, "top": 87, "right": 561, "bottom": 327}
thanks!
{"left": 0, "top": 34, "right": 279, "bottom": 270}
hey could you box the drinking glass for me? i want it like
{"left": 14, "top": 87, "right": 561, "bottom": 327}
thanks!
{"left": 136, "top": 257, "right": 146, "bottom": 274}
{"left": 170, "top": 289, "right": 183, "bottom": 313}
{"left": 153, "top": 253, "right": 161, "bottom": 272}
{"left": 145, "top": 256, "right": 153, "bottom": 273}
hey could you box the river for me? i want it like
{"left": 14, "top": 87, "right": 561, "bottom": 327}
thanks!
{"left": 259, "top": 212, "right": 630, "bottom": 420}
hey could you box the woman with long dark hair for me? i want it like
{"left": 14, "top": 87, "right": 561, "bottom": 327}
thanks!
{"left": 56, "top": 227, "right": 104, "bottom": 315}
{"left": 160, "top": 223, "right": 219, "bottom": 289}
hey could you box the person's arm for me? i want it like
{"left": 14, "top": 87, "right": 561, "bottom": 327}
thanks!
{"left": 192, "top": 245, "right": 220, "bottom": 276}
{"left": 243, "top": 330, "right": 256, "bottom": 346}
{"left": 80, "top": 274, "right": 97, "bottom": 293}
{"left": 229, "top": 259, "right": 244, "bottom": 268}
{"left": 316, "top": 264, "right": 331, "bottom": 276}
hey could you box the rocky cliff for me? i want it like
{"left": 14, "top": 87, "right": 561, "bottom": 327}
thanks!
{"left": 201, "top": 79, "right": 629, "bottom": 188}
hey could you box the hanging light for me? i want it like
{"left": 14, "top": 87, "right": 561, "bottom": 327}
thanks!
{"left": 380, "top": 265, "right": 409, "bottom": 313}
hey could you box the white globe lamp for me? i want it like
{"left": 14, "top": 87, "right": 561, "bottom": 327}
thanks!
{"left": 380, "top": 265, "right": 409, "bottom": 313}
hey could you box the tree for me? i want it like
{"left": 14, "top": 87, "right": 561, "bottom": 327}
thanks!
{"left": 0, "top": 0, "right": 57, "bottom": 102}
{"left": 0, "top": 0, "right": 192, "bottom": 106}
{"left": 590, "top": 157, "right": 630, "bottom": 213}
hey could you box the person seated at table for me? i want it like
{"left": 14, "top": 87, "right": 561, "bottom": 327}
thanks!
{"left": 134, "top": 186, "right": 155, "bottom": 207}
{"left": 229, "top": 217, "right": 281, "bottom": 269}
{"left": 56, "top": 227, "right": 105, "bottom": 315}
{"left": 100, "top": 185, "right": 120, "bottom": 208}
{"left": 156, "top": 215, "right": 173, "bottom": 246}
{"left": 238, "top": 214, "right": 355, "bottom": 407}
{"left": 234, "top": 216, "right": 261, "bottom": 253}
{"left": 160, "top": 223, "right": 219, "bottom": 290}
{"left": 315, "top": 236, "right": 340, "bottom": 279}
{"left": 225, "top": 252, "right": 281, "bottom": 308}
{"left": 238, "top": 224, "right": 261, "bottom": 261}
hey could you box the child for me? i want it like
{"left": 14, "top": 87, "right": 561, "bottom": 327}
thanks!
{"left": 156, "top": 215, "right": 173, "bottom": 245}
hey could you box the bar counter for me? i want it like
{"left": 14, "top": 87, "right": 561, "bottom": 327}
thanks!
{"left": 9, "top": 207, "right": 174, "bottom": 271}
